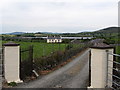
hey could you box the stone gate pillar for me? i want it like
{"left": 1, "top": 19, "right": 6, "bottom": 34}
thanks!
{"left": 3, "top": 42, "right": 22, "bottom": 83}
{"left": 88, "top": 43, "right": 114, "bottom": 88}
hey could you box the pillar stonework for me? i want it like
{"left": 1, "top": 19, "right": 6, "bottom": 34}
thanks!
{"left": 3, "top": 42, "right": 22, "bottom": 83}
{"left": 88, "top": 43, "right": 114, "bottom": 88}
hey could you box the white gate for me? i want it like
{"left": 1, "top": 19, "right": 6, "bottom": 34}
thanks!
{"left": 106, "top": 52, "right": 120, "bottom": 90}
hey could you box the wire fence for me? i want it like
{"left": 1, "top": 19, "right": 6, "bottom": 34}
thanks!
{"left": 20, "top": 45, "right": 33, "bottom": 80}
{"left": 106, "top": 52, "right": 120, "bottom": 90}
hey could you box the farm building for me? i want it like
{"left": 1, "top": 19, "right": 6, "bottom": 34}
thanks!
{"left": 47, "top": 36, "right": 62, "bottom": 43}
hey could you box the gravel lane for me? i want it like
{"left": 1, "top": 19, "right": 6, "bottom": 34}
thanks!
{"left": 16, "top": 49, "right": 90, "bottom": 88}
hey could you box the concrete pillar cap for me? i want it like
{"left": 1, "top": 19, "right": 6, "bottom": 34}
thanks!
{"left": 3, "top": 41, "right": 20, "bottom": 46}
{"left": 91, "top": 43, "right": 114, "bottom": 49}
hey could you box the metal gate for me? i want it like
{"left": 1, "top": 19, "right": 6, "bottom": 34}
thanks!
{"left": 20, "top": 45, "right": 33, "bottom": 80}
{"left": 106, "top": 52, "right": 120, "bottom": 90}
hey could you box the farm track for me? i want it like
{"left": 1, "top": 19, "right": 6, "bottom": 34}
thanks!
{"left": 15, "top": 49, "right": 90, "bottom": 88}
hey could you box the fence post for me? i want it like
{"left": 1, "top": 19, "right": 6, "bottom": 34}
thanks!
{"left": 88, "top": 43, "right": 114, "bottom": 88}
{"left": 43, "top": 43, "right": 45, "bottom": 56}
{"left": 3, "top": 42, "right": 23, "bottom": 83}
{"left": 88, "top": 50, "right": 91, "bottom": 87}
{"left": 29, "top": 45, "right": 33, "bottom": 76}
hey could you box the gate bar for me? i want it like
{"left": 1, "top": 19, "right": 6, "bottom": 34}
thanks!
{"left": 107, "top": 52, "right": 120, "bottom": 57}
{"left": 108, "top": 66, "right": 118, "bottom": 71}
{"left": 108, "top": 60, "right": 120, "bottom": 65}
{"left": 108, "top": 79, "right": 120, "bottom": 87}
{"left": 108, "top": 73, "right": 120, "bottom": 80}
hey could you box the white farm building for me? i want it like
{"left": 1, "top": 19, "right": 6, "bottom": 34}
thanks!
{"left": 47, "top": 36, "right": 62, "bottom": 43}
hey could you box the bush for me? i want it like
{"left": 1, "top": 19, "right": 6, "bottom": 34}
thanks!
{"left": 66, "top": 44, "right": 73, "bottom": 50}
{"left": 34, "top": 50, "right": 65, "bottom": 70}
{"left": 103, "top": 39, "right": 115, "bottom": 44}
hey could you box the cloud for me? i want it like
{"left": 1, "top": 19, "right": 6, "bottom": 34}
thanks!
{"left": 1, "top": 0, "right": 119, "bottom": 33}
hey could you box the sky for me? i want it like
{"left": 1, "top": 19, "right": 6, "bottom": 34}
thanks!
{"left": 0, "top": 0, "right": 119, "bottom": 33}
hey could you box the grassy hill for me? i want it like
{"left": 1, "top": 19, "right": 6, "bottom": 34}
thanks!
{"left": 94, "top": 27, "right": 120, "bottom": 33}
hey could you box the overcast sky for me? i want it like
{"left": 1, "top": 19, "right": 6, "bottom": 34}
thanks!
{"left": 0, "top": 0, "right": 119, "bottom": 33}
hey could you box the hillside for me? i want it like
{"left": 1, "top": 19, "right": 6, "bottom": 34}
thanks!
{"left": 94, "top": 27, "right": 120, "bottom": 33}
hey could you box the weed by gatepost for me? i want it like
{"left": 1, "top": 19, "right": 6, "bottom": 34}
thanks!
{"left": 8, "top": 82, "right": 17, "bottom": 87}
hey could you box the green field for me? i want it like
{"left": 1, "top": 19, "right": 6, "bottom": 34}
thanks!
{"left": 2, "top": 41, "right": 85, "bottom": 60}
{"left": 2, "top": 41, "right": 68, "bottom": 59}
